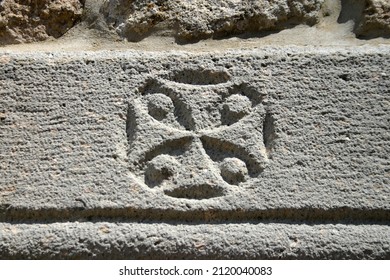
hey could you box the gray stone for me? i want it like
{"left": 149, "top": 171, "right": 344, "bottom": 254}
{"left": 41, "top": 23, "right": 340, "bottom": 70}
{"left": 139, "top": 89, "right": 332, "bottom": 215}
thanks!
{"left": 1, "top": 223, "right": 389, "bottom": 259}
{"left": 0, "top": 46, "right": 389, "bottom": 258}
{"left": 101, "top": 0, "right": 326, "bottom": 42}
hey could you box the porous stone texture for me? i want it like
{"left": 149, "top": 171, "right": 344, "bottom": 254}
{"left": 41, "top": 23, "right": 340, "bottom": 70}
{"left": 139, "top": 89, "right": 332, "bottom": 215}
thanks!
{"left": 101, "top": 0, "right": 326, "bottom": 42}
{"left": 359, "top": 0, "right": 390, "bottom": 38}
{"left": 0, "top": 0, "right": 84, "bottom": 45}
{"left": 1, "top": 223, "right": 389, "bottom": 259}
{"left": 0, "top": 46, "right": 389, "bottom": 259}
{"left": 1, "top": 0, "right": 389, "bottom": 46}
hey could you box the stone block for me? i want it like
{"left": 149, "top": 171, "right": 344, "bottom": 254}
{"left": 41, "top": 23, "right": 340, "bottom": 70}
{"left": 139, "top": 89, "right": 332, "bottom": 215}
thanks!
{"left": 1, "top": 47, "right": 389, "bottom": 258}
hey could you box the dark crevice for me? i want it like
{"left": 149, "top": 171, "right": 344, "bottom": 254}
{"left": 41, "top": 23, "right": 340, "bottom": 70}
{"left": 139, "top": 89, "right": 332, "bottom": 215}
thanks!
{"left": 263, "top": 112, "right": 276, "bottom": 159}
{"left": 126, "top": 103, "right": 138, "bottom": 145}
{"left": 337, "top": 0, "right": 390, "bottom": 39}
{"left": 164, "top": 184, "right": 225, "bottom": 200}
{"left": 339, "top": 73, "right": 352, "bottom": 81}
{"left": 337, "top": 0, "right": 365, "bottom": 26}
{"left": 0, "top": 206, "right": 389, "bottom": 225}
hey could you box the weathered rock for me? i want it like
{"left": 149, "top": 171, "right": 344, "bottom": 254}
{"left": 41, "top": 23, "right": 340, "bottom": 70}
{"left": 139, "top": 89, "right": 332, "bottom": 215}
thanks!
{"left": 101, "top": 0, "right": 326, "bottom": 42}
{"left": 359, "top": 0, "right": 390, "bottom": 38}
{"left": 0, "top": 0, "right": 84, "bottom": 45}
{"left": 338, "top": 0, "right": 390, "bottom": 38}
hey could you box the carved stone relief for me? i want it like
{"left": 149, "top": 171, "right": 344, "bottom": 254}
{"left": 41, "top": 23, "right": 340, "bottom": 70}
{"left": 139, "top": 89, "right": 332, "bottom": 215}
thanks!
{"left": 127, "top": 70, "right": 270, "bottom": 200}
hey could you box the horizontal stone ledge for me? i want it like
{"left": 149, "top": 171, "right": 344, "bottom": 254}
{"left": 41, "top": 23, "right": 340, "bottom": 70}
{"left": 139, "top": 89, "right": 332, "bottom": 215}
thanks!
{"left": 1, "top": 222, "right": 389, "bottom": 259}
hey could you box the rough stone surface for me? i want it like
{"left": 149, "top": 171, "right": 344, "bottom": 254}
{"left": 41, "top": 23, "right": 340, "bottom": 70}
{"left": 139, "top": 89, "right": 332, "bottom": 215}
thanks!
{"left": 1, "top": 223, "right": 389, "bottom": 259}
{"left": 0, "top": 47, "right": 389, "bottom": 258}
{"left": 0, "top": 0, "right": 390, "bottom": 46}
{"left": 338, "top": 0, "right": 390, "bottom": 38}
{"left": 359, "top": 0, "right": 390, "bottom": 38}
{"left": 101, "top": 0, "right": 326, "bottom": 42}
{"left": 0, "top": 0, "right": 84, "bottom": 45}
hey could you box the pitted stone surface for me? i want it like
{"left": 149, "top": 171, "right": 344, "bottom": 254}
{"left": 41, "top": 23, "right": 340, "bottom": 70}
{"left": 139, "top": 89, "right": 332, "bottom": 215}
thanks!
{"left": 0, "top": 0, "right": 84, "bottom": 45}
{"left": 1, "top": 47, "right": 389, "bottom": 212}
{"left": 0, "top": 47, "right": 389, "bottom": 258}
{"left": 359, "top": 0, "right": 390, "bottom": 38}
{"left": 101, "top": 0, "right": 326, "bottom": 42}
{"left": 1, "top": 222, "right": 389, "bottom": 259}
